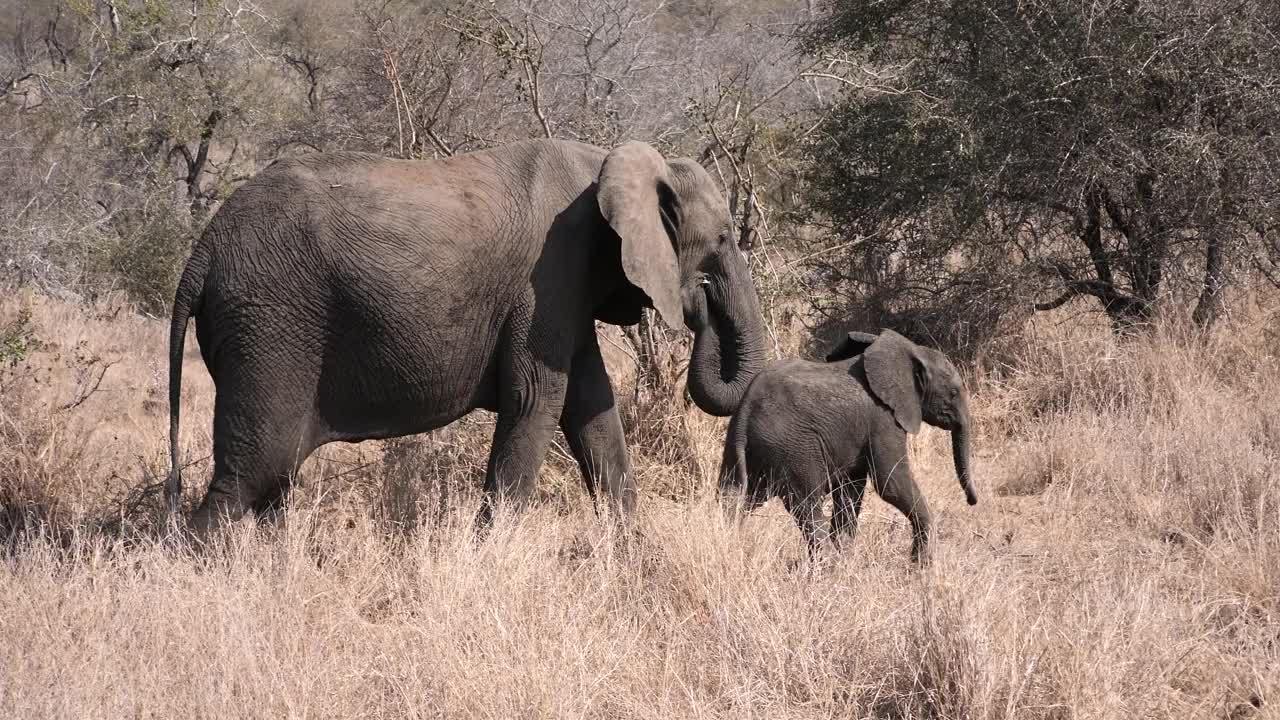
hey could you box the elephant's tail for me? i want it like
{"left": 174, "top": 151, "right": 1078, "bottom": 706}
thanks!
{"left": 716, "top": 415, "right": 752, "bottom": 523}
{"left": 718, "top": 414, "right": 749, "bottom": 492}
{"left": 166, "top": 240, "right": 210, "bottom": 518}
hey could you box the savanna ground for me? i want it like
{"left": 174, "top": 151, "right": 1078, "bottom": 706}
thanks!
{"left": 1, "top": 290, "right": 1277, "bottom": 719}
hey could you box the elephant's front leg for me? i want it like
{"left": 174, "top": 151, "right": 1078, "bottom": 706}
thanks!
{"left": 869, "top": 435, "right": 934, "bottom": 563}
{"left": 559, "top": 338, "right": 635, "bottom": 518}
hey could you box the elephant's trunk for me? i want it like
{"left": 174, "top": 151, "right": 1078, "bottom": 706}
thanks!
{"left": 951, "top": 420, "right": 978, "bottom": 506}
{"left": 686, "top": 250, "right": 768, "bottom": 417}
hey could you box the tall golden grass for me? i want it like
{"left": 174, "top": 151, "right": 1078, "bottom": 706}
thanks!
{"left": 0, "top": 290, "right": 1276, "bottom": 718}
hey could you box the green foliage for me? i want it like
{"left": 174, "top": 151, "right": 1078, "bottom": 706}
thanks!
{"left": 0, "top": 0, "right": 288, "bottom": 309}
{"left": 95, "top": 210, "right": 190, "bottom": 315}
{"left": 0, "top": 308, "right": 43, "bottom": 368}
{"left": 805, "top": 0, "right": 1280, "bottom": 341}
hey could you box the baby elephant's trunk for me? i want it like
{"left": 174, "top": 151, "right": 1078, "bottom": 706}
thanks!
{"left": 951, "top": 421, "right": 978, "bottom": 506}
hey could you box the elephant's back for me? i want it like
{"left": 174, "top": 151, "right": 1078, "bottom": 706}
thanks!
{"left": 197, "top": 148, "right": 514, "bottom": 300}
{"left": 743, "top": 358, "right": 870, "bottom": 409}
{"left": 206, "top": 139, "right": 605, "bottom": 253}
{"left": 737, "top": 357, "right": 877, "bottom": 451}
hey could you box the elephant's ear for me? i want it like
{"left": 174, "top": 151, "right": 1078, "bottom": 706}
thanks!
{"left": 597, "top": 141, "right": 683, "bottom": 329}
{"left": 825, "top": 330, "right": 879, "bottom": 362}
{"left": 863, "top": 329, "right": 924, "bottom": 434}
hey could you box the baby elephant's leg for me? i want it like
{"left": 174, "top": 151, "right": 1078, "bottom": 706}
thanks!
{"left": 781, "top": 464, "right": 832, "bottom": 559}
{"left": 870, "top": 437, "right": 934, "bottom": 562}
{"left": 830, "top": 470, "right": 867, "bottom": 549}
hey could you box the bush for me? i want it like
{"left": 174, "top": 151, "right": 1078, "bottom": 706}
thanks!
{"left": 94, "top": 208, "right": 191, "bottom": 315}
{"left": 804, "top": 0, "right": 1280, "bottom": 336}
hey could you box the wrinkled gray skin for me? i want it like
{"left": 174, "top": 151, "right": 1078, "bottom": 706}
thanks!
{"left": 718, "top": 330, "right": 977, "bottom": 562}
{"left": 168, "top": 138, "right": 767, "bottom": 531}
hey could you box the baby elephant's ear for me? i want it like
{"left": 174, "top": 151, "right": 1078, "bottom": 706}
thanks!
{"left": 825, "top": 331, "right": 879, "bottom": 362}
{"left": 863, "top": 329, "right": 923, "bottom": 434}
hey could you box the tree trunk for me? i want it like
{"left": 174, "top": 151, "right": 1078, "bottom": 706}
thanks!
{"left": 622, "top": 310, "right": 663, "bottom": 392}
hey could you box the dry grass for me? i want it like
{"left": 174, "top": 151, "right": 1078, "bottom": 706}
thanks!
{"left": 1, "top": 291, "right": 1278, "bottom": 719}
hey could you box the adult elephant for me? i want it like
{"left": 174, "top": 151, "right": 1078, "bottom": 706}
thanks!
{"left": 166, "top": 138, "right": 767, "bottom": 531}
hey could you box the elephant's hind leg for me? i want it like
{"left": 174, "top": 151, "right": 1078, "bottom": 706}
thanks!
{"left": 476, "top": 383, "right": 568, "bottom": 529}
{"left": 830, "top": 466, "right": 868, "bottom": 549}
{"left": 190, "top": 387, "right": 320, "bottom": 533}
{"left": 780, "top": 467, "right": 831, "bottom": 559}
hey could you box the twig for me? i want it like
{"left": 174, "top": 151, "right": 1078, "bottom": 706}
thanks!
{"left": 425, "top": 128, "right": 454, "bottom": 157}
{"left": 60, "top": 361, "right": 117, "bottom": 412}
{"left": 323, "top": 461, "right": 377, "bottom": 483}
{"left": 181, "top": 453, "right": 212, "bottom": 470}
{"left": 382, "top": 49, "right": 416, "bottom": 157}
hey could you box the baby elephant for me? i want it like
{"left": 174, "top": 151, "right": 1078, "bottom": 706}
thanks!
{"left": 719, "top": 329, "right": 978, "bottom": 562}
